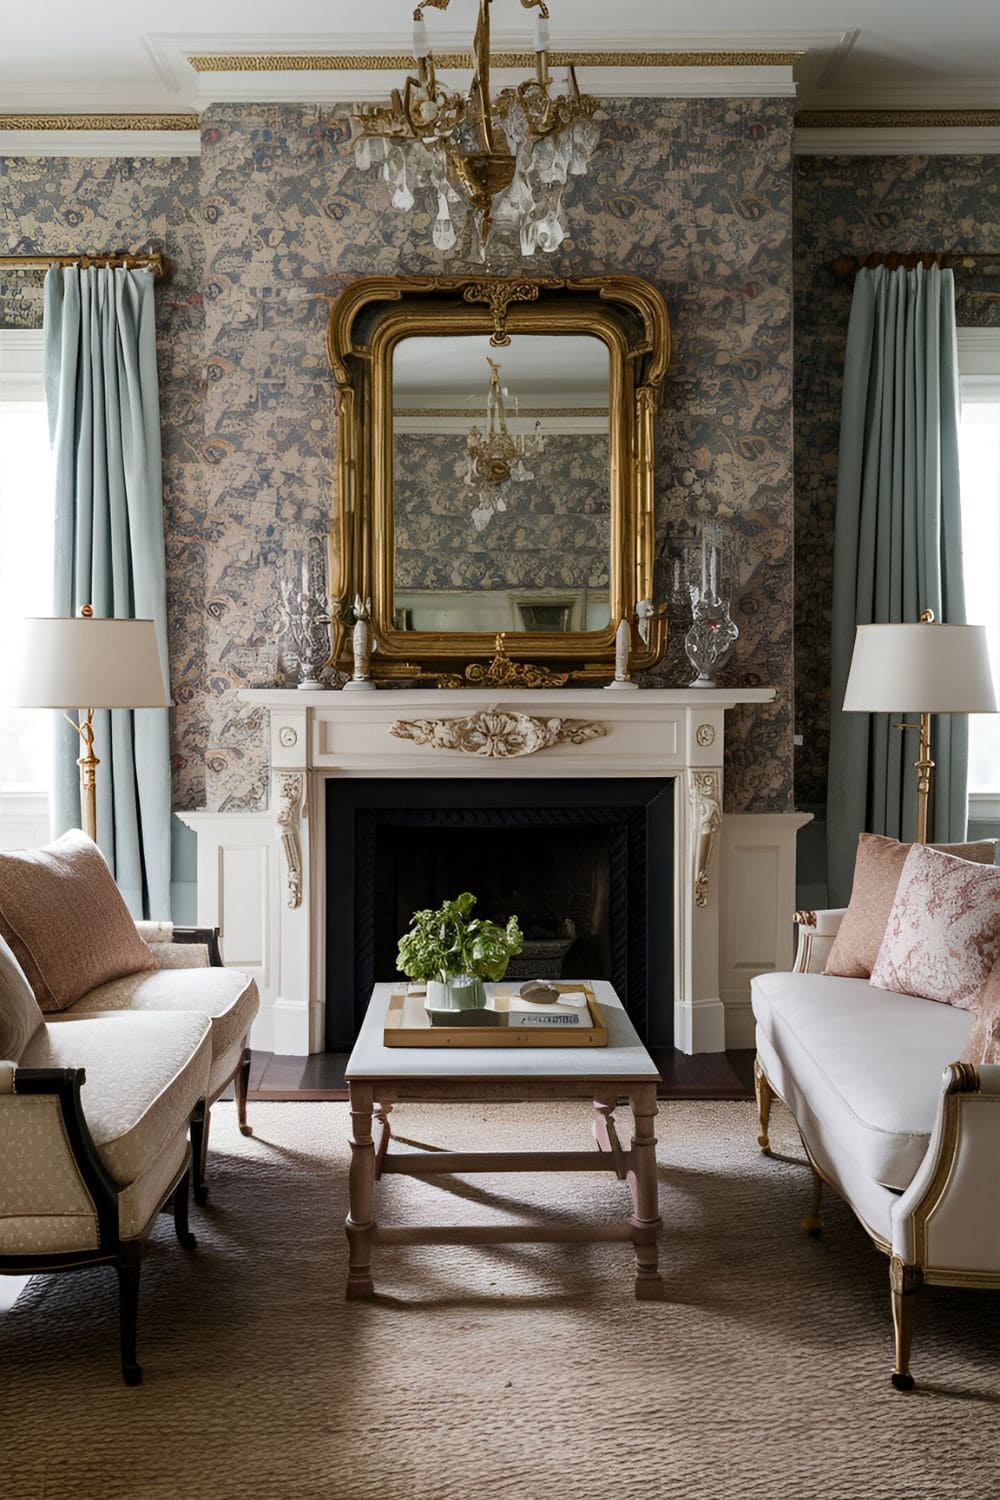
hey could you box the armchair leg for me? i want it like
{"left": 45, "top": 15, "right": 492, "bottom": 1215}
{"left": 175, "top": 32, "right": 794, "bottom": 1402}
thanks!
{"left": 190, "top": 1100, "right": 210, "bottom": 1206}
{"left": 889, "top": 1257, "right": 922, "bottom": 1391}
{"left": 173, "top": 1169, "right": 196, "bottom": 1251}
{"left": 115, "top": 1241, "right": 143, "bottom": 1386}
{"left": 235, "top": 1047, "right": 253, "bottom": 1137}
{"left": 754, "top": 1058, "right": 774, "bottom": 1155}
{"left": 801, "top": 1168, "right": 823, "bottom": 1235}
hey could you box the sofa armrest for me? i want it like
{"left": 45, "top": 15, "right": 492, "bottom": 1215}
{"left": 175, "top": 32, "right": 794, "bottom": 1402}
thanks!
{"left": 792, "top": 908, "right": 848, "bottom": 974}
{"left": 137, "top": 924, "right": 224, "bottom": 970}
{"left": 0, "top": 1065, "right": 120, "bottom": 1263}
{"left": 891, "top": 1062, "right": 1000, "bottom": 1271}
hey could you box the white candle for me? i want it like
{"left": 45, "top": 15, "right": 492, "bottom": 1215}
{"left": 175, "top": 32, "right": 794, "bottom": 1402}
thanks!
{"left": 700, "top": 536, "right": 707, "bottom": 595}
{"left": 413, "top": 15, "right": 430, "bottom": 59}
{"left": 709, "top": 543, "right": 718, "bottom": 597}
{"left": 535, "top": 14, "right": 550, "bottom": 51}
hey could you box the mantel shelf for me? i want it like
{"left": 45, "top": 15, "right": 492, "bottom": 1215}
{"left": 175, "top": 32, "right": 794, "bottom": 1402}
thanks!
{"left": 239, "top": 686, "right": 777, "bottom": 710}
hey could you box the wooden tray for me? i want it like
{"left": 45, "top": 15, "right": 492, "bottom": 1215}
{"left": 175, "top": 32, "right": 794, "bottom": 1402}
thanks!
{"left": 384, "top": 983, "right": 609, "bottom": 1048}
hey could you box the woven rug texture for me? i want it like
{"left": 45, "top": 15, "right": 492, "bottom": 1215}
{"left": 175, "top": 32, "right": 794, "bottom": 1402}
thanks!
{"left": 2, "top": 1098, "right": 999, "bottom": 1500}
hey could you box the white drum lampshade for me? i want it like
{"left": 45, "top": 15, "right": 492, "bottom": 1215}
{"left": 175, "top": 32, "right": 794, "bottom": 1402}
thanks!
{"left": 842, "top": 618, "right": 997, "bottom": 843}
{"left": 1, "top": 613, "right": 171, "bottom": 841}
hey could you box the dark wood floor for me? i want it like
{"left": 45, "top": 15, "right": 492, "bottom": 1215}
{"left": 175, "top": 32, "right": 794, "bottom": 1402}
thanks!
{"left": 246, "top": 1047, "right": 756, "bottom": 1102}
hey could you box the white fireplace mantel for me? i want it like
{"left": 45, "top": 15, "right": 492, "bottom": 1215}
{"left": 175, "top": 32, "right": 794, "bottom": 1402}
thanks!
{"left": 180, "top": 686, "right": 810, "bottom": 1057}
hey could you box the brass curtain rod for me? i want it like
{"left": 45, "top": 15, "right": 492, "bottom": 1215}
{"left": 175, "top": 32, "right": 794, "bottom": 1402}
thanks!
{"left": 832, "top": 251, "right": 1000, "bottom": 280}
{"left": 0, "top": 251, "right": 170, "bottom": 278}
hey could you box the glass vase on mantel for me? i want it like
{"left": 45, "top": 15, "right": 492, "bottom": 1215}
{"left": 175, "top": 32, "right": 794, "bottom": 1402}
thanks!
{"left": 680, "top": 525, "right": 739, "bottom": 689}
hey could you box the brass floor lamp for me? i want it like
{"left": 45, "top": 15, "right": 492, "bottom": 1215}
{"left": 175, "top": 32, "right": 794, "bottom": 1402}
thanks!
{"left": 3, "top": 608, "right": 171, "bottom": 840}
{"left": 842, "top": 611, "right": 997, "bottom": 843}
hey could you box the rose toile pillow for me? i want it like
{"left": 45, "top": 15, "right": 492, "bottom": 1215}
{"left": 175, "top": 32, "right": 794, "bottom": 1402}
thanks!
{"left": 870, "top": 844, "right": 1000, "bottom": 1010}
{"left": 824, "top": 833, "right": 997, "bottom": 979}
{"left": 961, "top": 963, "right": 1000, "bottom": 1065}
{"left": 0, "top": 933, "right": 44, "bottom": 1061}
{"left": 0, "top": 831, "right": 155, "bottom": 1013}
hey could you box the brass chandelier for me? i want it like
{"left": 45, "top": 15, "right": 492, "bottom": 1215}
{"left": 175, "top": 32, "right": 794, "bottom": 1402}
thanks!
{"left": 354, "top": 0, "right": 599, "bottom": 253}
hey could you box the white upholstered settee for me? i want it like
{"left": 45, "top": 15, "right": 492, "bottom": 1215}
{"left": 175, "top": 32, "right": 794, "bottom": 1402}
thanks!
{"left": 751, "top": 908, "right": 1000, "bottom": 1391}
{"left": 1, "top": 918, "right": 258, "bottom": 1383}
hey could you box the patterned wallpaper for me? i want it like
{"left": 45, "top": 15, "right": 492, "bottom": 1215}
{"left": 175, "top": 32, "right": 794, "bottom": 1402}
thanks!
{"left": 394, "top": 432, "right": 609, "bottom": 592}
{"left": 1, "top": 95, "right": 796, "bottom": 815}
{"left": 793, "top": 154, "right": 1000, "bottom": 808}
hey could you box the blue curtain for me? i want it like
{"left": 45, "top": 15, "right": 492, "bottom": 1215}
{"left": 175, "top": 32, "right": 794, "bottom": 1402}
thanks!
{"left": 827, "top": 264, "right": 967, "bottom": 904}
{"left": 44, "top": 265, "right": 172, "bottom": 918}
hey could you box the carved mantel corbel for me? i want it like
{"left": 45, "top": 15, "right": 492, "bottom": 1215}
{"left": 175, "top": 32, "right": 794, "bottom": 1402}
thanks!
{"left": 276, "top": 772, "right": 305, "bottom": 909}
{"left": 689, "top": 770, "right": 722, "bottom": 909}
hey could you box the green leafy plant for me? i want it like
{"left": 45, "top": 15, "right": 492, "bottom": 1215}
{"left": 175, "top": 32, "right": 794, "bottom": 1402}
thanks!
{"left": 396, "top": 892, "right": 523, "bottom": 984}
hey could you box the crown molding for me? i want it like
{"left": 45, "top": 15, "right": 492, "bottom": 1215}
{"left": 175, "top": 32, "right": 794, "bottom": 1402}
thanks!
{"left": 794, "top": 126, "right": 1000, "bottom": 156}
{"left": 796, "top": 110, "right": 1000, "bottom": 129}
{"left": 0, "top": 128, "right": 200, "bottom": 158}
{"left": 0, "top": 113, "right": 199, "bottom": 131}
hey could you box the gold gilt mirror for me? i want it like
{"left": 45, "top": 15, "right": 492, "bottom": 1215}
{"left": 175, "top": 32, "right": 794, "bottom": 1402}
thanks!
{"left": 326, "top": 275, "right": 670, "bottom": 684}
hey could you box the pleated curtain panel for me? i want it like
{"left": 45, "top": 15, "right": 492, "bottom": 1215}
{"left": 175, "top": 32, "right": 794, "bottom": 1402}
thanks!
{"left": 43, "top": 265, "right": 172, "bottom": 919}
{"left": 827, "top": 263, "right": 968, "bottom": 905}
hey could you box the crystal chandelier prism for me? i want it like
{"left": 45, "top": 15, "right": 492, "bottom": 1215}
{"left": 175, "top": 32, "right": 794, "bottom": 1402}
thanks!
{"left": 354, "top": 0, "right": 600, "bottom": 254}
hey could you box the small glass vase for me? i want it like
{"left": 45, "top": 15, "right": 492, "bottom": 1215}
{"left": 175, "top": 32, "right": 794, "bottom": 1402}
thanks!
{"left": 682, "top": 525, "right": 739, "bottom": 687}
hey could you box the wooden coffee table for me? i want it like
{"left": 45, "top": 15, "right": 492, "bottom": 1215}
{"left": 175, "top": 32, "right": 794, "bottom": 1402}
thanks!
{"left": 344, "top": 980, "right": 663, "bottom": 1301}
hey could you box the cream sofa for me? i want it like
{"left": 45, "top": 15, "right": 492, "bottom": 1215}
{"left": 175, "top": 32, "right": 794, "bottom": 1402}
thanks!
{"left": 1, "top": 925, "right": 258, "bottom": 1383}
{"left": 752, "top": 909, "right": 1000, "bottom": 1391}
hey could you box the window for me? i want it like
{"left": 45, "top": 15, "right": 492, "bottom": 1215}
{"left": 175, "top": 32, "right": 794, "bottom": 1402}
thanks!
{"left": 0, "top": 330, "right": 55, "bottom": 848}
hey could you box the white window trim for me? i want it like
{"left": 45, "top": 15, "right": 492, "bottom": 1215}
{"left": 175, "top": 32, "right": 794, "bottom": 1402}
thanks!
{"left": 958, "top": 328, "right": 1000, "bottom": 812}
{"left": 0, "top": 328, "right": 45, "bottom": 399}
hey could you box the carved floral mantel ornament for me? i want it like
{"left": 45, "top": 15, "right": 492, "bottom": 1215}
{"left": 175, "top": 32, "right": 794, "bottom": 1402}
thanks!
{"left": 276, "top": 772, "right": 305, "bottom": 909}
{"left": 389, "top": 710, "right": 606, "bottom": 758}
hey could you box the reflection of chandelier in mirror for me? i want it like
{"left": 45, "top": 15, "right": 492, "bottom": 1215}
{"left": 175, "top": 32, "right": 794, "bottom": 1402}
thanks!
{"left": 353, "top": 0, "right": 599, "bottom": 254}
{"left": 466, "top": 355, "right": 546, "bottom": 485}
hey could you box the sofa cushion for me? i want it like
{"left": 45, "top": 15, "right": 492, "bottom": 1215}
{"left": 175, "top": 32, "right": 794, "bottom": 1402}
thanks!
{"left": 0, "top": 831, "right": 155, "bottom": 1013}
{"left": 752, "top": 970, "right": 971, "bottom": 1191}
{"left": 20, "top": 1010, "right": 212, "bottom": 1187}
{"left": 962, "top": 961, "right": 1000, "bottom": 1065}
{"left": 824, "top": 833, "right": 997, "bottom": 979}
{"left": 871, "top": 844, "right": 1000, "bottom": 1010}
{"left": 0, "top": 934, "right": 43, "bottom": 1061}
{"left": 63, "top": 966, "right": 259, "bottom": 1075}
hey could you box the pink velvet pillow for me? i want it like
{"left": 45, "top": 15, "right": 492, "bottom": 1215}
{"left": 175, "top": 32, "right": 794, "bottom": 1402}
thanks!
{"left": 961, "top": 963, "right": 1000, "bottom": 1065}
{"left": 870, "top": 844, "right": 1000, "bottom": 1010}
{"left": 825, "top": 833, "right": 997, "bottom": 979}
{"left": 0, "top": 831, "right": 155, "bottom": 1013}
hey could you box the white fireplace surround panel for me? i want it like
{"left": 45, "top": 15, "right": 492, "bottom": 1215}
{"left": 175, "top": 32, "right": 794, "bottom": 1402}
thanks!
{"left": 180, "top": 687, "right": 809, "bottom": 1056}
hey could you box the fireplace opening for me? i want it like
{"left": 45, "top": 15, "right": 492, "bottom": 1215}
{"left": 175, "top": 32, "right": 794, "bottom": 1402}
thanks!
{"left": 325, "top": 778, "right": 674, "bottom": 1050}
{"left": 374, "top": 824, "right": 613, "bottom": 984}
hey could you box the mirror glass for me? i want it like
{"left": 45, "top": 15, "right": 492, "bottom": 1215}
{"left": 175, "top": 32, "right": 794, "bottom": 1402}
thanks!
{"left": 391, "top": 333, "right": 610, "bottom": 634}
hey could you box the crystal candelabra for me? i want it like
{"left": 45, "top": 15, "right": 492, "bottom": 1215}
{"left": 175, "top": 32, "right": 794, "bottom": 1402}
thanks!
{"left": 677, "top": 526, "right": 739, "bottom": 688}
{"left": 278, "top": 552, "right": 333, "bottom": 690}
{"left": 353, "top": 0, "right": 600, "bottom": 254}
{"left": 465, "top": 355, "right": 546, "bottom": 531}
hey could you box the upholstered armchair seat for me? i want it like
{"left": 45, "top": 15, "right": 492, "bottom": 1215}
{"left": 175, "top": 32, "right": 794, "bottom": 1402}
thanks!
{"left": 21, "top": 1010, "right": 213, "bottom": 1192}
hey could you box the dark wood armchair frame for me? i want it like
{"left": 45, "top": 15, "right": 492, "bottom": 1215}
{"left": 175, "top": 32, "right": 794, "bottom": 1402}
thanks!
{"left": 173, "top": 926, "right": 253, "bottom": 1205}
{"left": 0, "top": 1066, "right": 196, "bottom": 1385}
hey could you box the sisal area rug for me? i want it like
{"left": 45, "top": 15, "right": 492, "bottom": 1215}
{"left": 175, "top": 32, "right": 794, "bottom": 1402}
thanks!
{"left": 2, "top": 1099, "right": 999, "bottom": 1500}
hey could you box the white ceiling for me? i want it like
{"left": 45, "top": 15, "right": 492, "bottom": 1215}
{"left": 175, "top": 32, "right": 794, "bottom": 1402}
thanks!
{"left": 394, "top": 335, "right": 609, "bottom": 406}
{"left": 1, "top": 1, "right": 998, "bottom": 115}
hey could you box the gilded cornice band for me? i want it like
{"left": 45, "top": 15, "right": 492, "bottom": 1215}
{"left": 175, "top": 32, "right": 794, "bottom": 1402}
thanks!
{"left": 796, "top": 109, "right": 1000, "bottom": 129}
{"left": 0, "top": 114, "right": 200, "bottom": 131}
{"left": 188, "top": 50, "right": 803, "bottom": 73}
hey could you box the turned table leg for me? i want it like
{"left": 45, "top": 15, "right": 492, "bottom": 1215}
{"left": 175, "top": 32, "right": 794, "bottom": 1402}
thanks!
{"left": 346, "top": 1081, "right": 376, "bottom": 1299}
{"left": 374, "top": 1102, "right": 394, "bottom": 1181}
{"left": 627, "top": 1084, "right": 664, "bottom": 1301}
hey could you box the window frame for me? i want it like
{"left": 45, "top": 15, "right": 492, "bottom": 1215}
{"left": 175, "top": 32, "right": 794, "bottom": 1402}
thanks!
{"left": 957, "top": 328, "right": 1000, "bottom": 820}
{"left": 0, "top": 328, "right": 51, "bottom": 848}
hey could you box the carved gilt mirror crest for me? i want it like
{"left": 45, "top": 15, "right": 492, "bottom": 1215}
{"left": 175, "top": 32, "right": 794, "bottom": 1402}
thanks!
{"left": 326, "top": 275, "right": 670, "bottom": 683}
